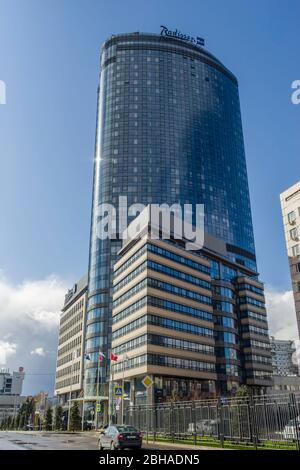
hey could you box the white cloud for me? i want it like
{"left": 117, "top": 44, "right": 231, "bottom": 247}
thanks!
{"left": 0, "top": 273, "right": 69, "bottom": 394}
{"left": 265, "top": 287, "right": 298, "bottom": 340}
{"left": 0, "top": 340, "right": 17, "bottom": 365}
{"left": 30, "top": 347, "right": 46, "bottom": 357}
{"left": 0, "top": 271, "right": 298, "bottom": 393}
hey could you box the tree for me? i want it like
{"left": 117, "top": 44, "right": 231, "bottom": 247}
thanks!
{"left": 34, "top": 412, "right": 41, "bottom": 431}
{"left": 16, "top": 397, "right": 35, "bottom": 430}
{"left": 44, "top": 407, "right": 53, "bottom": 431}
{"left": 69, "top": 401, "right": 81, "bottom": 431}
{"left": 236, "top": 385, "right": 251, "bottom": 398}
{"left": 0, "top": 418, "right": 8, "bottom": 430}
{"left": 54, "top": 405, "right": 63, "bottom": 431}
{"left": 6, "top": 416, "right": 13, "bottom": 430}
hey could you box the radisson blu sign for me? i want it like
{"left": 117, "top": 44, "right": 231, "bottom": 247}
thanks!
{"left": 160, "top": 25, "right": 205, "bottom": 47}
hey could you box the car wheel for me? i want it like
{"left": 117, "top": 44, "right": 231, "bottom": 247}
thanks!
{"left": 110, "top": 441, "right": 115, "bottom": 450}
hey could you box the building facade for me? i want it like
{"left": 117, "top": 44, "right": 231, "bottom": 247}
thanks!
{"left": 280, "top": 181, "right": 300, "bottom": 339}
{"left": 86, "top": 31, "right": 270, "bottom": 398}
{"left": 55, "top": 275, "right": 88, "bottom": 405}
{"left": 0, "top": 368, "right": 26, "bottom": 422}
{"left": 267, "top": 375, "right": 300, "bottom": 394}
{"left": 0, "top": 368, "right": 25, "bottom": 396}
{"left": 111, "top": 210, "right": 272, "bottom": 405}
{"left": 270, "top": 337, "right": 298, "bottom": 376}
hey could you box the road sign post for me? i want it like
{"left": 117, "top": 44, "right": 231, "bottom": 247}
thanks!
{"left": 141, "top": 376, "right": 153, "bottom": 444}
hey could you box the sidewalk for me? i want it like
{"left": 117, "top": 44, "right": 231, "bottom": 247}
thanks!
{"left": 144, "top": 439, "right": 226, "bottom": 451}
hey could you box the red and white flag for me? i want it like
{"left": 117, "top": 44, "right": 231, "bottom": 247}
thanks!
{"left": 110, "top": 352, "right": 119, "bottom": 362}
{"left": 99, "top": 352, "right": 105, "bottom": 361}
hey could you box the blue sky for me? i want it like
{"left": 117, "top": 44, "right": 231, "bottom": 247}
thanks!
{"left": 0, "top": 0, "right": 299, "bottom": 394}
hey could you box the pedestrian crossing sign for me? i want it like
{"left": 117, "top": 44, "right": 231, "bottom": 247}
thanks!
{"left": 114, "top": 386, "right": 123, "bottom": 397}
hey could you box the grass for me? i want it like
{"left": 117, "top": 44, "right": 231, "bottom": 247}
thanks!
{"left": 148, "top": 434, "right": 298, "bottom": 451}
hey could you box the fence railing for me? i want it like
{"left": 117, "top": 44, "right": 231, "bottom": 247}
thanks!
{"left": 124, "top": 393, "right": 300, "bottom": 449}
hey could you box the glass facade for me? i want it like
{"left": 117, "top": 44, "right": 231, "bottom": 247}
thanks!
{"left": 85, "top": 32, "right": 257, "bottom": 396}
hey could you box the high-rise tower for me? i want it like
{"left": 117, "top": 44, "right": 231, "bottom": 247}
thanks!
{"left": 85, "top": 32, "right": 271, "bottom": 400}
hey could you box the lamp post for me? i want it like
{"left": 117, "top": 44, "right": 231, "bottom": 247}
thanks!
{"left": 121, "top": 355, "right": 128, "bottom": 425}
{"left": 67, "top": 351, "right": 76, "bottom": 431}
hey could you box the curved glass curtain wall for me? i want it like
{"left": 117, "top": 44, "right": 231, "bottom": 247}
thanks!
{"left": 85, "top": 33, "right": 257, "bottom": 396}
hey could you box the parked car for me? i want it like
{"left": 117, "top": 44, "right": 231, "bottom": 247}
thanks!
{"left": 283, "top": 417, "right": 300, "bottom": 440}
{"left": 98, "top": 425, "right": 142, "bottom": 450}
{"left": 83, "top": 420, "right": 94, "bottom": 431}
{"left": 98, "top": 423, "right": 108, "bottom": 433}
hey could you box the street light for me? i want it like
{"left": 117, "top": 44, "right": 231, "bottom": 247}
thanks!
{"left": 67, "top": 351, "right": 76, "bottom": 431}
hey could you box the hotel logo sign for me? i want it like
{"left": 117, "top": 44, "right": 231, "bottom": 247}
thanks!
{"left": 160, "top": 25, "right": 205, "bottom": 47}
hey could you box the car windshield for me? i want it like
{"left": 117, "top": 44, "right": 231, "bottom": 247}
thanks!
{"left": 116, "top": 426, "right": 137, "bottom": 432}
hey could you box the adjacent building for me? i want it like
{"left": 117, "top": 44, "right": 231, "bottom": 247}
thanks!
{"left": 267, "top": 375, "right": 300, "bottom": 394}
{"left": 0, "top": 368, "right": 26, "bottom": 422}
{"left": 86, "top": 31, "right": 271, "bottom": 400}
{"left": 280, "top": 181, "right": 300, "bottom": 339}
{"left": 55, "top": 275, "right": 88, "bottom": 406}
{"left": 111, "top": 208, "right": 272, "bottom": 405}
{"left": 270, "top": 337, "right": 298, "bottom": 376}
{"left": 0, "top": 368, "right": 25, "bottom": 396}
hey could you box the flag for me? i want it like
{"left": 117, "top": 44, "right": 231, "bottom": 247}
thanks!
{"left": 84, "top": 354, "right": 91, "bottom": 361}
{"left": 99, "top": 352, "right": 105, "bottom": 361}
{"left": 110, "top": 352, "right": 119, "bottom": 361}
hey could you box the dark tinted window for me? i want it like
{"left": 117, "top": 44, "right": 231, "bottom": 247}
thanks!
{"left": 116, "top": 425, "right": 137, "bottom": 432}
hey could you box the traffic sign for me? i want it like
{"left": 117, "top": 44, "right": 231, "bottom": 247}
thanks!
{"left": 114, "top": 386, "right": 123, "bottom": 397}
{"left": 142, "top": 375, "right": 153, "bottom": 389}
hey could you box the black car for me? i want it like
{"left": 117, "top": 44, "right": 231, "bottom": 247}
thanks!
{"left": 98, "top": 425, "right": 142, "bottom": 450}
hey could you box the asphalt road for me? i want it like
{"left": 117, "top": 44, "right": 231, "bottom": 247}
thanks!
{"left": 0, "top": 431, "right": 99, "bottom": 450}
{"left": 0, "top": 431, "right": 174, "bottom": 450}
{"left": 0, "top": 431, "right": 218, "bottom": 451}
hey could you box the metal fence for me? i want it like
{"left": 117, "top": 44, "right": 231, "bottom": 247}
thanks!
{"left": 124, "top": 392, "right": 300, "bottom": 449}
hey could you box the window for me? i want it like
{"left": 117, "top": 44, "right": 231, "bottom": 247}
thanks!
{"left": 290, "top": 227, "right": 298, "bottom": 241}
{"left": 297, "top": 281, "right": 300, "bottom": 293}
{"left": 288, "top": 211, "right": 296, "bottom": 224}
{"left": 292, "top": 245, "right": 300, "bottom": 257}
{"left": 214, "top": 301, "right": 234, "bottom": 313}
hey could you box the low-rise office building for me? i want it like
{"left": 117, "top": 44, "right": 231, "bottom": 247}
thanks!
{"left": 55, "top": 275, "right": 88, "bottom": 405}
{"left": 0, "top": 367, "right": 26, "bottom": 422}
{"left": 0, "top": 368, "right": 25, "bottom": 396}
{"left": 111, "top": 209, "right": 273, "bottom": 405}
{"left": 267, "top": 375, "right": 300, "bottom": 394}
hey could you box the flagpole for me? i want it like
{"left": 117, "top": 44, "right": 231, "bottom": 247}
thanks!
{"left": 109, "top": 354, "right": 113, "bottom": 426}
{"left": 95, "top": 350, "right": 101, "bottom": 430}
{"left": 121, "top": 355, "right": 128, "bottom": 425}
